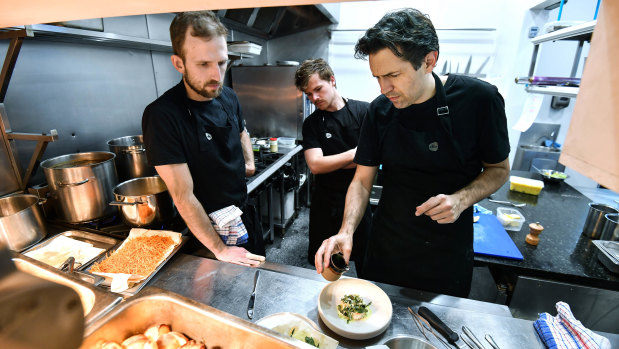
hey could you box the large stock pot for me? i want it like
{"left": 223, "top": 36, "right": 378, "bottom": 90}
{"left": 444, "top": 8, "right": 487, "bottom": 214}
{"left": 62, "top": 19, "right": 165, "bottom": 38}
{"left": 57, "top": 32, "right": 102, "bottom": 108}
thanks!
{"left": 40, "top": 152, "right": 119, "bottom": 223}
{"left": 110, "top": 176, "right": 176, "bottom": 227}
{"left": 107, "top": 135, "right": 155, "bottom": 182}
{"left": 0, "top": 194, "right": 47, "bottom": 251}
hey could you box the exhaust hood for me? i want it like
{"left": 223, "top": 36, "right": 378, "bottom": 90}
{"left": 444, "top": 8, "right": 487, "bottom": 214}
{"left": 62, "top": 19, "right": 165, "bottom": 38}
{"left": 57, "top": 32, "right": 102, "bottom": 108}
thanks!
{"left": 216, "top": 4, "right": 339, "bottom": 39}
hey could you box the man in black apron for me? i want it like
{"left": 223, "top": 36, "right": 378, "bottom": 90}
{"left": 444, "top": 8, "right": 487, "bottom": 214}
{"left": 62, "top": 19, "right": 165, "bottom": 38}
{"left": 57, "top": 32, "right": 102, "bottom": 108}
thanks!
{"left": 294, "top": 59, "right": 371, "bottom": 272}
{"left": 142, "top": 11, "right": 264, "bottom": 267}
{"left": 315, "top": 8, "right": 510, "bottom": 297}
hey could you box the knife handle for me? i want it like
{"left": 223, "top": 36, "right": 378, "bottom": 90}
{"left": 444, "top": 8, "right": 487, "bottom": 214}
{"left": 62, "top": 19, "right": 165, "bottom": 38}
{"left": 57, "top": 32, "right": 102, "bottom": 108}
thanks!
{"left": 418, "top": 306, "right": 459, "bottom": 344}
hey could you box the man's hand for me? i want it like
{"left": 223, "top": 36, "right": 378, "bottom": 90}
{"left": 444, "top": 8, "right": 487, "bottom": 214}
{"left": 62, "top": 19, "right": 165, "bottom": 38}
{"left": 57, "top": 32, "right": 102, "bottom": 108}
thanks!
{"left": 415, "top": 193, "right": 463, "bottom": 224}
{"left": 214, "top": 245, "right": 264, "bottom": 267}
{"left": 246, "top": 162, "right": 256, "bottom": 177}
{"left": 315, "top": 233, "right": 353, "bottom": 274}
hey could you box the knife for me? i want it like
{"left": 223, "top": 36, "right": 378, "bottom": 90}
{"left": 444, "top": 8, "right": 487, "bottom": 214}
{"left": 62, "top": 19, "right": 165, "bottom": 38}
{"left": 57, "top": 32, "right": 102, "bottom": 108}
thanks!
{"left": 247, "top": 270, "right": 260, "bottom": 319}
{"left": 418, "top": 306, "right": 466, "bottom": 349}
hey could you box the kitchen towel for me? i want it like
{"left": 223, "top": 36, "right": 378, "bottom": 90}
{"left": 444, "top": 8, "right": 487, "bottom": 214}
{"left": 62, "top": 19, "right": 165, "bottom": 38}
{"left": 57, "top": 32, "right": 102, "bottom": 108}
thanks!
{"left": 208, "top": 205, "right": 248, "bottom": 246}
{"left": 533, "top": 301, "right": 611, "bottom": 349}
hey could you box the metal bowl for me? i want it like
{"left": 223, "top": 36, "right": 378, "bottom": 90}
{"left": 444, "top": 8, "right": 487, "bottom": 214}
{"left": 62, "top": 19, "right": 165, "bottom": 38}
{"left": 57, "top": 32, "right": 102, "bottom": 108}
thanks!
{"left": 383, "top": 335, "right": 437, "bottom": 349}
{"left": 539, "top": 169, "right": 569, "bottom": 183}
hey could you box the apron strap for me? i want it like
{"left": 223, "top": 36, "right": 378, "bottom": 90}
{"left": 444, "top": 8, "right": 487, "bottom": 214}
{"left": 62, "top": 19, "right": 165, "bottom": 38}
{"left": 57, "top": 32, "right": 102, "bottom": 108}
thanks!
{"left": 433, "top": 72, "right": 465, "bottom": 166}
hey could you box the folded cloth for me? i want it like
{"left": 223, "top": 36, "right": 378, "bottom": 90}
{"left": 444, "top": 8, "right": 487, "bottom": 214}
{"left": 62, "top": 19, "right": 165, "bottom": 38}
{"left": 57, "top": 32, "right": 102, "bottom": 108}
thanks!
{"left": 208, "top": 205, "right": 248, "bottom": 246}
{"left": 533, "top": 302, "right": 611, "bottom": 349}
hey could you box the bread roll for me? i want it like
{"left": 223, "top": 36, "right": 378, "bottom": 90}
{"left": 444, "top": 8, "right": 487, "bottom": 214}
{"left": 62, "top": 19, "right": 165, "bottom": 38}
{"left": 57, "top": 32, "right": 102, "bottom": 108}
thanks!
{"left": 156, "top": 331, "right": 188, "bottom": 349}
{"left": 120, "top": 334, "right": 157, "bottom": 349}
{"left": 144, "top": 323, "right": 171, "bottom": 341}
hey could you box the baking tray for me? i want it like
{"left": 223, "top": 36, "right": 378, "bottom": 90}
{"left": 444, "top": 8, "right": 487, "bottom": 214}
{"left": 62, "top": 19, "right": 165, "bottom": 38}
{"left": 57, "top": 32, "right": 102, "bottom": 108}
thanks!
{"left": 22, "top": 230, "right": 119, "bottom": 271}
{"left": 593, "top": 240, "right": 619, "bottom": 274}
{"left": 85, "top": 235, "right": 188, "bottom": 297}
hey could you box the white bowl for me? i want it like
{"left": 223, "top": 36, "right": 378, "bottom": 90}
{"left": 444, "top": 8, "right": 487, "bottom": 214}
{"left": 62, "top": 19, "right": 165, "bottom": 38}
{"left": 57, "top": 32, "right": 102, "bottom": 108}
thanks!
{"left": 317, "top": 278, "right": 393, "bottom": 340}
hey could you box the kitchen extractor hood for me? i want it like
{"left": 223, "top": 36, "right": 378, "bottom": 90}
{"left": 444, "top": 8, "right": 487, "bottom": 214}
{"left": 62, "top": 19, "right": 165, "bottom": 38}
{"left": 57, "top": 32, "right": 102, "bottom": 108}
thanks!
{"left": 216, "top": 4, "right": 339, "bottom": 39}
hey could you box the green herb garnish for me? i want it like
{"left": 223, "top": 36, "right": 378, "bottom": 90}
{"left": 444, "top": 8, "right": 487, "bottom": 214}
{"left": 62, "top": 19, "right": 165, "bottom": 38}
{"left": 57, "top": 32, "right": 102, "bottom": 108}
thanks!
{"left": 305, "top": 336, "right": 319, "bottom": 347}
{"left": 337, "top": 294, "right": 372, "bottom": 323}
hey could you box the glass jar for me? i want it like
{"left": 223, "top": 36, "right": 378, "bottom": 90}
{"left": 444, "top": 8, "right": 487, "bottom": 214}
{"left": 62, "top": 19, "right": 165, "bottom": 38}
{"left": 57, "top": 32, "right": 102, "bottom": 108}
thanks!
{"left": 269, "top": 137, "right": 278, "bottom": 152}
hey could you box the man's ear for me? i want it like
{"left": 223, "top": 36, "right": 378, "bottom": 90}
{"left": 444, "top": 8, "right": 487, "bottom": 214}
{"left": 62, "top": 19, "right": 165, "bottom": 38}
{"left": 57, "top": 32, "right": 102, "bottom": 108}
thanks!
{"left": 424, "top": 51, "right": 438, "bottom": 72}
{"left": 171, "top": 54, "right": 185, "bottom": 75}
{"left": 330, "top": 75, "right": 336, "bottom": 88}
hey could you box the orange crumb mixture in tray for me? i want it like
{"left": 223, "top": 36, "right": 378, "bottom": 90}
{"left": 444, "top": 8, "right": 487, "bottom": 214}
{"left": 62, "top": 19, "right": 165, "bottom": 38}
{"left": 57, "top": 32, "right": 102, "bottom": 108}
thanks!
{"left": 91, "top": 235, "right": 175, "bottom": 277}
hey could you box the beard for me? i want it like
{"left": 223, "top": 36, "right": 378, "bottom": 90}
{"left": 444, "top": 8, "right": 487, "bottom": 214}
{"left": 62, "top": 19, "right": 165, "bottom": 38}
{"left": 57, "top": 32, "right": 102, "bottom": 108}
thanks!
{"left": 184, "top": 73, "right": 223, "bottom": 99}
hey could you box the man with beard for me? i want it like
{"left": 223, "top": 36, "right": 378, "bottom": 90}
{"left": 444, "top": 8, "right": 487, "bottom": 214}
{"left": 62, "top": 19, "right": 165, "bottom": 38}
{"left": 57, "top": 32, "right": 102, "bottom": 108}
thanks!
{"left": 294, "top": 59, "right": 371, "bottom": 272}
{"left": 142, "top": 11, "right": 264, "bottom": 266}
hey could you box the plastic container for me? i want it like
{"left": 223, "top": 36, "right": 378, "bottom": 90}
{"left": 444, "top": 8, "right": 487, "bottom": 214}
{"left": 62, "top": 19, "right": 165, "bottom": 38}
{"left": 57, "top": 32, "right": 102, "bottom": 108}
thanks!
{"left": 509, "top": 176, "right": 544, "bottom": 195}
{"left": 277, "top": 137, "right": 296, "bottom": 148}
{"left": 497, "top": 207, "right": 525, "bottom": 231}
{"left": 269, "top": 137, "right": 278, "bottom": 152}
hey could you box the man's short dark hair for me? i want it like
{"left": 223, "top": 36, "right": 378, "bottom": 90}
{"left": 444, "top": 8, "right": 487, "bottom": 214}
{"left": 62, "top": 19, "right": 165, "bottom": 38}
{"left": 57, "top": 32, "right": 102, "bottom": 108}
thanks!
{"left": 170, "top": 11, "right": 228, "bottom": 59}
{"left": 354, "top": 8, "right": 439, "bottom": 70}
{"left": 294, "top": 58, "right": 335, "bottom": 91}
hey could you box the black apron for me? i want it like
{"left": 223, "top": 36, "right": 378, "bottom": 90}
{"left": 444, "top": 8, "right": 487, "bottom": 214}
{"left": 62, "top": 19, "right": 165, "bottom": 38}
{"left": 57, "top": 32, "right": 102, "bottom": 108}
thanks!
{"left": 308, "top": 98, "right": 371, "bottom": 270}
{"left": 186, "top": 98, "right": 265, "bottom": 255}
{"left": 361, "top": 73, "right": 475, "bottom": 297}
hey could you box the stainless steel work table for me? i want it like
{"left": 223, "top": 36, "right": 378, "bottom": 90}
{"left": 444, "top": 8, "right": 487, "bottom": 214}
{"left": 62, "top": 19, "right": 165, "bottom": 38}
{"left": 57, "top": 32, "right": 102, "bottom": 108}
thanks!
{"left": 145, "top": 253, "right": 619, "bottom": 349}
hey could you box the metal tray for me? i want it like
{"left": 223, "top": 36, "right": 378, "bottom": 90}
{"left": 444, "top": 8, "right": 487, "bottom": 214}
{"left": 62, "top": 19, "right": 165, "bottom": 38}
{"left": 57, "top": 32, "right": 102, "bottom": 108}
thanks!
{"left": 22, "top": 230, "right": 119, "bottom": 271}
{"left": 85, "top": 235, "right": 188, "bottom": 297}
{"left": 593, "top": 240, "right": 619, "bottom": 274}
{"left": 82, "top": 287, "right": 301, "bottom": 348}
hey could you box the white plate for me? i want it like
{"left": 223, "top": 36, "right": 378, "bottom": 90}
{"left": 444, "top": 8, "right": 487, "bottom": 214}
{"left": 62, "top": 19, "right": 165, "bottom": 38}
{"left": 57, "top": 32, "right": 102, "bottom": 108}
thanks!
{"left": 256, "top": 312, "right": 320, "bottom": 331}
{"left": 317, "top": 278, "right": 393, "bottom": 340}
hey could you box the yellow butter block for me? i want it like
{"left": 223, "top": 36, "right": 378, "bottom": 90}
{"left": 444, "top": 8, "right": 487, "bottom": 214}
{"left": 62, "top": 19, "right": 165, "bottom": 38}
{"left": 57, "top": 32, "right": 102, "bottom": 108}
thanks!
{"left": 509, "top": 176, "right": 544, "bottom": 195}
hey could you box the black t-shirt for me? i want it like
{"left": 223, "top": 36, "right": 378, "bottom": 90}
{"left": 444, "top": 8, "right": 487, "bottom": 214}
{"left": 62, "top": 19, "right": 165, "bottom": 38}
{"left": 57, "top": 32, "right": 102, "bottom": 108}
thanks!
{"left": 355, "top": 74, "right": 509, "bottom": 179}
{"left": 302, "top": 98, "right": 369, "bottom": 190}
{"left": 142, "top": 81, "right": 247, "bottom": 213}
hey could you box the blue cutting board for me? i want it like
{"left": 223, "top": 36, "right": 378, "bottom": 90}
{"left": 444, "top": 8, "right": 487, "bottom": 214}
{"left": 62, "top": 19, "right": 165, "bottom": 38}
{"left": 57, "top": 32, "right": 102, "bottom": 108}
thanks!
{"left": 474, "top": 214, "right": 524, "bottom": 260}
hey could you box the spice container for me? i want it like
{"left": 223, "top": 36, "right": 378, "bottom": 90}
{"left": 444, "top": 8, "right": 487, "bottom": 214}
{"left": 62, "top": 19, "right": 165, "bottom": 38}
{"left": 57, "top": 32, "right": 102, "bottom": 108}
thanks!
{"left": 321, "top": 252, "right": 349, "bottom": 281}
{"left": 269, "top": 137, "right": 278, "bottom": 152}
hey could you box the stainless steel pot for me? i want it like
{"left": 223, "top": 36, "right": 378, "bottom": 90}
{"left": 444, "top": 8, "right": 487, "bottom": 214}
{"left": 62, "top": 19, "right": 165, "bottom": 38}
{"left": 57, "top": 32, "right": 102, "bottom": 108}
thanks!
{"left": 107, "top": 135, "right": 155, "bottom": 182}
{"left": 582, "top": 203, "right": 619, "bottom": 239}
{"left": 601, "top": 214, "right": 619, "bottom": 241}
{"left": 0, "top": 194, "right": 47, "bottom": 251}
{"left": 110, "top": 176, "right": 176, "bottom": 227}
{"left": 41, "top": 152, "right": 119, "bottom": 223}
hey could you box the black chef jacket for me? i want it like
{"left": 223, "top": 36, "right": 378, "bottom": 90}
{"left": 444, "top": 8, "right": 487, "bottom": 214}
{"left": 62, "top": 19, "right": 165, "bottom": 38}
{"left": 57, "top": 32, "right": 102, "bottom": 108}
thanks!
{"left": 142, "top": 81, "right": 247, "bottom": 214}
{"left": 354, "top": 73, "right": 510, "bottom": 296}
{"left": 302, "top": 98, "right": 369, "bottom": 190}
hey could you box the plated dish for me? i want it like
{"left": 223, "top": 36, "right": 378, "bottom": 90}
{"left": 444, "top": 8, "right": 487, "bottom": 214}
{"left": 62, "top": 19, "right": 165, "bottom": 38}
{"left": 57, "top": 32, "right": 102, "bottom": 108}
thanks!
{"left": 317, "top": 278, "right": 392, "bottom": 340}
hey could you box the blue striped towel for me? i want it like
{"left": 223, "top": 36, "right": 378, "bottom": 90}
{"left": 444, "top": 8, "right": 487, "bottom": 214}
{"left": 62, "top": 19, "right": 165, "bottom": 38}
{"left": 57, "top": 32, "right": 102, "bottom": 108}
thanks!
{"left": 208, "top": 205, "right": 248, "bottom": 246}
{"left": 533, "top": 302, "right": 610, "bottom": 349}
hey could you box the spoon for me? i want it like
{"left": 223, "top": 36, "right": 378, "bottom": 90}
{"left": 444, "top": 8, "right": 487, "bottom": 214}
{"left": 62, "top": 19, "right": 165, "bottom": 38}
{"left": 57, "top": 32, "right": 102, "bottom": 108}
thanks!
{"left": 488, "top": 199, "right": 526, "bottom": 207}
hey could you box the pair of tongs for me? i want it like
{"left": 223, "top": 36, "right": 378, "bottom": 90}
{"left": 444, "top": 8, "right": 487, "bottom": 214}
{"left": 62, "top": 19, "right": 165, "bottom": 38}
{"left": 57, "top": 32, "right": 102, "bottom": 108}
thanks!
{"left": 408, "top": 307, "right": 451, "bottom": 349}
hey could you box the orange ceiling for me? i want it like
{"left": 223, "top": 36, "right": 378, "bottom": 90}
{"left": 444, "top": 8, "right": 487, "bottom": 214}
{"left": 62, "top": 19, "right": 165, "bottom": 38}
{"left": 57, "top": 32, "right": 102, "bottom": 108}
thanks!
{"left": 1, "top": 0, "right": 360, "bottom": 28}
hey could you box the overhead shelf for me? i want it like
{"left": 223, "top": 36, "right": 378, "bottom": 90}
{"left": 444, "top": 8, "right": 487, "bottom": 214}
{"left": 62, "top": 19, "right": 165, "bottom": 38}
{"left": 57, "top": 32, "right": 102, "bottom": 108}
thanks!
{"left": 2, "top": 24, "right": 262, "bottom": 57}
{"left": 525, "top": 85, "right": 578, "bottom": 98}
{"left": 531, "top": 20, "right": 597, "bottom": 44}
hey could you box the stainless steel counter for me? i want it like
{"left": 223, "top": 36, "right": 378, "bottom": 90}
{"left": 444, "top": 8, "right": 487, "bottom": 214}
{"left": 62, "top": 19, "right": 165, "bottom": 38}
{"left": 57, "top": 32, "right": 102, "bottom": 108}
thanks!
{"left": 148, "top": 253, "right": 562, "bottom": 349}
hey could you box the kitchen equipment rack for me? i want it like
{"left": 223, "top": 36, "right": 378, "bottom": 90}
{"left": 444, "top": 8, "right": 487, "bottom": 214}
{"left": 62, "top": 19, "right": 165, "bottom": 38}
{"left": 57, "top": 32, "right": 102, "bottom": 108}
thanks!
{"left": 523, "top": 20, "right": 596, "bottom": 98}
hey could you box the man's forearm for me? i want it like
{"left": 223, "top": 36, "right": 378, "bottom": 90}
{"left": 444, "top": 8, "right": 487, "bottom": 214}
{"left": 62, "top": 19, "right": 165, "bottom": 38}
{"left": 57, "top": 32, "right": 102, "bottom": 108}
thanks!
{"left": 308, "top": 148, "right": 355, "bottom": 174}
{"left": 175, "top": 194, "right": 226, "bottom": 255}
{"left": 339, "top": 180, "right": 371, "bottom": 236}
{"left": 240, "top": 132, "right": 255, "bottom": 176}
{"left": 454, "top": 163, "right": 509, "bottom": 210}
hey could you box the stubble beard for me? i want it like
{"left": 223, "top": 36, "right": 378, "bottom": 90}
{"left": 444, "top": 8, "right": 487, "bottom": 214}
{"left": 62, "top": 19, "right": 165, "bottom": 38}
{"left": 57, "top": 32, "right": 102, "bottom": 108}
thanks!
{"left": 184, "top": 73, "right": 223, "bottom": 99}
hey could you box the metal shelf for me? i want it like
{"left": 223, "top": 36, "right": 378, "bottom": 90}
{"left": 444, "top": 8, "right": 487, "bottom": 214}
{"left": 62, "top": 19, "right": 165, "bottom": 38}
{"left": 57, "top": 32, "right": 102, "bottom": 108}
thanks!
{"left": 2, "top": 24, "right": 262, "bottom": 56}
{"left": 525, "top": 85, "right": 579, "bottom": 98}
{"left": 531, "top": 20, "right": 596, "bottom": 44}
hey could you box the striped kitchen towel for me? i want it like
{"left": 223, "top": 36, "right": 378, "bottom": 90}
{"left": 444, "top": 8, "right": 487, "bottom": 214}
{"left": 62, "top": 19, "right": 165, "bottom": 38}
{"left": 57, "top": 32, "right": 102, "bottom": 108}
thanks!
{"left": 533, "top": 302, "right": 611, "bottom": 349}
{"left": 208, "top": 205, "right": 248, "bottom": 246}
